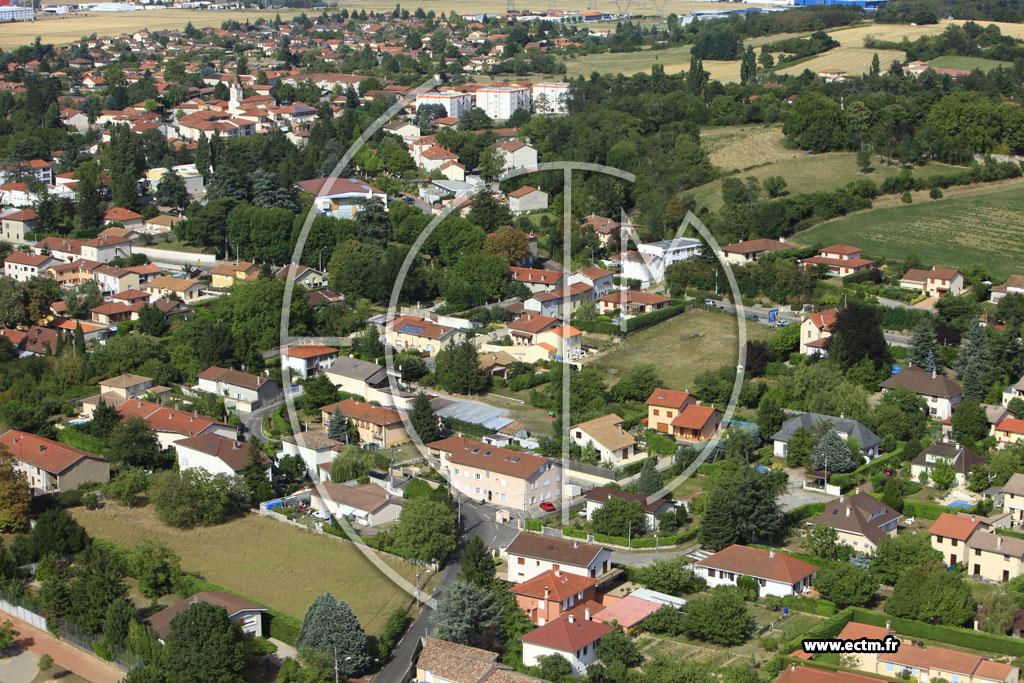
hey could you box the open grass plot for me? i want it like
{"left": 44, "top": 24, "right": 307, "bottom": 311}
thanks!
{"left": 71, "top": 504, "right": 421, "bottom": 635}
{"left": 701, "top": 125, "right": 803, "bottom": 172}
{"left": 790, "top": 182, "right": 1024, "bottom": 278}
{"left": 927, "top": 55, "right": 1014, "bottom": 72}
{"left": 589, "top": 310, "right": 771, "bottom": 392}
{"left": 774, "top": 46, "right": 906, "bottom": 78}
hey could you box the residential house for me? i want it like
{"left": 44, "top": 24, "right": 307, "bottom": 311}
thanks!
{"left": 428, "top": 437, "right": 561, "bottom": 510}
{"left": 838, "top": 621, "right": 1017, "bottom": 683}
{"left": 644, "top": 388, "right": 721, "bottom": 442}
{"left": 799, "top": 308, "right": 838, "bottom": 356}
{"left": 800, "top": 244, "right": 874, "bottom": 277}
{"left": 4, "top": 252, "right": 58, "bottom": 282}
{"left": 1002, "top": 373, "right": 1024, "bottom": 407}
{"left": 93, "top": 264, "right": 141, "bottom": 294}
{"left": 509, "top": 569, "right": 599, "bottom": 626}
{"left": 144, "top": 276, "right": 205, "bottom": 303}
{"left": 415, "top": 90, "right": 474, "bottom": 119}
{"left": 910, "top": 439, "right": 984, "bottom": 487}
{"left": 506, "top": 313, "right": 560, "bottom": 345}
{"left": 900, "top": 267, "right": 965, "bottom": 298}
{"left": 141, "top": 214, "right": 182, "bottom": 235}
{"left": 504, "top": 532, "right": 612, "bottom": 583}
{"left": 282, "top": 344, "right": 338, "bottom": 379}
{"left": 776, "top": 665, "right": 898, "bottom": 683}
{"left": 279, "top": 433, "right": 345, "bottom": 481}
{"left": 146, "top": 592, "right": 266, "bottom": 641}
{"left": 319, "top": 399, "right": 408, "bottom": 448}
{"left": 490, "top": 139, "right": 538, "bottom": 172}
{"left": 0, "top": 430, "right": 110, "bottom": 493}
{"left": 721, "top": 238, "right": 791, "bottom": 265}
{"left": 692, "top": 544, "right": 818, "bottom": 597}
{"left": 1003, "top": 473, "right": 1024, "bottom": 524}
{"left": 0, "top": 208, "right": 36, "bottom": 244}
{"left": 103, "top": 207, "right": 145, "bottom": 229}
{"left": 210, "top": 261, "right": 259, "bottom": 288}
{"left": 310, "top": 482, "right": 403, "bottom": 525}
{"left": 597, "top": 290, "right": 670, "bottom": 319}
{"left": 880, "top": 365, "right": 962, "bottom": 421}
{"left": 196, "top": 366, "right": 281, "bottom": 413}
{"left": 591, "top": 595, "right": 664, "bottom": 632}
{"left": 771, "top": 412, "right": 881, "bottom": 461}
{"left": 508, "top": 185, "right": 548, "bottom": 213}
{"left": 995, "top": 416, "right": 1024, "bottom": 449}
{"left": 990, "top": 274, "right": 1024, "bottom": 303}
{"left": 569, "top": 267, "right": 616, "bottom": 298}
{"left": 533, "top": 323, "right": 583, "bottom": 361}
{"left": 415, "top": 637, "right": 544, "bottom": 683}
{"left": 276, "top": 264, "right": 326, "bottom": 289}
{"left": 569, "top": 414, "right": 636, "bottom": 464}
{"left": 624, "top": 239, "right": 702, "bottom": 285}
{"left": 519, "top": 611, "right": 613, "bottom": 675}
{"left": 99, "top": 374, "right": 153, "bottom": 400}
{"left": 117, "top": 400, "right": 236, "bottom": 449}
{"left": 0, "top": 327, "right": 60, "bottom": 357}
{"left": 175, "top": 434, "right": 270, "bottom": 478}
{"left": 583, "top": 487, "right": 676, "bottom": 531}
{"left": 510, "top": 267, "right": 563, "bottom": 294}
{"left": 479, "top": 350, "right": 519, "bottom": 378}
{"left": 89, "top": 301, "right": 135, "bottom": 326}
{"left": 385, "top": 315, "right": 466, "bottom": 356}
{"left": 581, "top": 215, "right": 621, "bottom": 248}
{"left": 296, "top": 177, "right": 386, "bottom": 219}
{"left": 524, "top": 283, "right": 594, "bottom": 318}
{"left": 807, "top": 493, "right": 901, "bottom": 555}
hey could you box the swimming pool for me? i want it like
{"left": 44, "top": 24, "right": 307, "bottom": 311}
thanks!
{"left": 946, "top": 500, "right": 972, "bottom": 509}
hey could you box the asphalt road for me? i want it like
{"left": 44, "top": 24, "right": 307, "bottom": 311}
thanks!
{"left": 239, "top": 399, "right": 284, "bottom": 443}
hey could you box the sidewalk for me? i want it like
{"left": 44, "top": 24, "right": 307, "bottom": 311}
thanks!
{"left": 1, "top": 613, "right": 123, "bottom": 683}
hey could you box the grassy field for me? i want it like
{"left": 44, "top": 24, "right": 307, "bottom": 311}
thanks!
{"left": 688, "top": 144, "right": 966, "bottom": 211}
{"left": 927, "top": 55, "right": 1014, "bottom": 72}
{"left": 588, "top": 309, "right": 772, "bottom": 392}
{"left": 775, "top": 46, "right": 905, "bottom": 77}
{"left": 790, "top": 181, "right": 1024, "bottom": 278}
{"left": 701, "top": 125, "right": 803, "bottom": 171}
{"left": 70, "top": 505, "right": 425, "bottom": 635}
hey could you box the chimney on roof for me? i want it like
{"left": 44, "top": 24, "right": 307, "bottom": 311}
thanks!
{"left": 544, "top": 586, "right": 549, "bottom": 600}
{"left": 999, "top": 536, "right": 1003, "bottom": 549}
{"left": 846, "top": 506, "right": 851, "bottom": 518}
{"left": 839, "top": 495, "right": 844, "bottom": 503}
{"left": 885, "top": 620, "right": 892, "bottom": 631}
{"left": 585, "top": 607, "right": 591, "bottom": 621}
{"left": 568, "top": 615, "right": 575, "bottom": 624}
{"left": 573, "top": 542, "right": 579, "bottom": 549}
{"left": 932, "top": 369, "right": 937, "bottom": 379}
{"left": 769, "top": 549, "right": 775, "bottom": 559}
{"left": 38, "top": 445, "right": 45, "bottom": 453}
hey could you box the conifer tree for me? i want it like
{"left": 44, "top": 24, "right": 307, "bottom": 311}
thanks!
{"left": 698, "top": 487, "right": 737, "bottom": 551}
{"left": 296, "top": 593, "right": 372, "bottom": 676}
{"left": 637, "top": 457, "right": 662, "bottom": 497}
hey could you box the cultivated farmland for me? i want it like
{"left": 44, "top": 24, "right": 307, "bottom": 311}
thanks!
{"left": 71, "top": 505, "right": 423, "bottom": 635}
{"left": 790, "top": 182, "right": 1024, "bottom": 278}
{"left": 588, "top": 309, "right": 772, "bottom": 392}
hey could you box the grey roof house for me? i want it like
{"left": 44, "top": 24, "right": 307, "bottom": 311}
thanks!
{"left": 807, "top": 492, "right": 901, "bottom": 553}
{"left": 771, "top": 412, "right": 882, "bottom": 461}
{"left": 910, "top": 439, "right": 984, "bottom": 487}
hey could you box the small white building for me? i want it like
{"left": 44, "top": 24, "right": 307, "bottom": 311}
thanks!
{"left": 4, "top": 252, "right": 58, "bottom": 282}
{"left": 520, "top": 612, "right": 612, "bottom": 675}
{"left": 296, "top": 177, "right": 386, "bottom": 220}
{"left": 174, "top": 433, "right": 271, "bottom": 478}
{"left": 508, "top": 185, "right": 548, "bottom": 214}
{"left": 692, "top": 544, "right": 818, "bottom": 598}
{"left": 279, "top": 433, "right": 345, "bottom": 481}
{"left": 282, "top": 344, "right": 339, "bottom": 379}
{"left": 491, "top": 140, "right": 538, "bottom": 172}
{"left": 505, "top": 532, "right": 612, "bottom": 583}
{"left": 569, "top": 414, "right": 635, "bottom": 464}
{"left": 623, "top": 238, "right": 701, "bottom": 285}
{"left": 310, "top": 482, "right": 403, "bottom": 526}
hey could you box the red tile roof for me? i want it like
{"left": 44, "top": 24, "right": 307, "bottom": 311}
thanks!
{"left": 518, "top": 614, "right": 613, "bottom": 652}
{"left": 645, "top": 388, "right": 692, "bottom": 409}
{"left": 174, "top": 434, "right": 267, "bottom": 472}
{"left": 428, "top": 436, "right": 551, "bottom": 480}
{"left": 928, "top": 512, "right": 981, "bottom": 541}
{"left": 117, "top": 400, "right": 229, "bottom": 438}
{"left": 695, "top": 544, "right": 818, "bottom": 584}
{"left": 0, "top": 430, "right": 108, "bottom": 475}
{"left": 509, "top": 569, "right": 597, "bottom": 602}
{"left": 283, "top": 344, "right": 338, "bottom": 359}
{"left": 670, "top": 404, "right": 718, "bottom": 430}
{"left": 321, "top": 399, "right": 403, "bottom": 427}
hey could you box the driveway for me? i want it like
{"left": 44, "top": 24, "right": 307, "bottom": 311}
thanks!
{"left": 778, "top": 488, "right": 833, "bottom": 511}
{"left": 0, "top": 646, "right": 38, "bottom": 683}
{"left": 0, "top": 614, "right": 122, "bottom": 683}
{"left": 240, "top": 399, "right": 284, "bottom": 443}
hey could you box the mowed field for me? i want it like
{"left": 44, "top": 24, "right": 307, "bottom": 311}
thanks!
{"left": 790, "top": 181, "right": 1024, "bottom": 278}
{"left": 701, "top": 125, "right": 803, "bottom": 170}
{"left": 589, "top": 309, "right": 772, "bottom": 392}
{"left": 70, "top": 505, "right": 422, "bottom": 635}
{"left": 927, "top": 55, "right": 1014, "bottom": 72}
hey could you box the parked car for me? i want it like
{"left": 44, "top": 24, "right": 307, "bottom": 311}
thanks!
{"left": 539, "top": 501, "right": 556, "bottom": 512}
{"left": 704, "top": 299, "right": 717, "bottom": 307}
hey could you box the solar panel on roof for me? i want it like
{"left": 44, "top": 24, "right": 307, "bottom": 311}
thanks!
{"left": 398, "top": 324, "right": 425, "bottom": 335}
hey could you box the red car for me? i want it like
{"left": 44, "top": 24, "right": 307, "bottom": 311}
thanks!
{"left": 539, "top": 501, "right": 556, "bottom": 512}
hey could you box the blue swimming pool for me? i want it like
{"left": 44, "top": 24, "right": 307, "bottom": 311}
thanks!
{"left": 946, "top": 500, "right": 972, "bottom": 509}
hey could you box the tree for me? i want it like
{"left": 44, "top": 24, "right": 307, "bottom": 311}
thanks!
{"left": 756, "top": 393, "right": 785, "bottom": 440}
{"left": 242, "top": 442, "right": 272, "bottom": 505}
{"left": 136, "top": 303, "right": 168, "bottom": 337}
{"left": 825, "top": 303, "right": 888, "bottom": 370}
{"left": 596, "top": 630, "right": 641, "bottom": 667}
{"left": 162, "top": 602, "right": 249, "bottom": 683}
{"left": 31, "top": 507, "right": 89, "bottom": 560}
{"left": 392, "top": 497, "right": 457, "bottom": 565}
{"left": 881, "top": 477, "right": 904, "bottom": 514}
{"left": 857, "top": 147, "right": 872, "bottom": 172}
{"left": 296, "top": 593, "right": 372, "bottom": 676}
{"left": 783, "top": 92, "right": 847, "bottom": 152}
{"left": 352, "top": 326, "right": 384, "bottom": 360}
{"left": 978, "top": 590, "right": 1017, "bottom": 634}
{"left": 477, "top": 146, "right": 504, "bottom": 183}
{"left": 885, "top": 562, "right": 975, "bottom": 626}
{"left": 931, "top": 457, "right": 956, "bottom": 490}
{"left": 0, "top": 620, "right": 18, "bottom": 651}
{"left": 326, "top": 407, "right": 349, "bottom": 442}
{"left": 155, "top": 168, "right": 189, "bottom": 210}
{"left": 592, "top": 496, "right": 646, "bottom": 537}
{"left": 0, "top": 278, "right": 27, "bottom": 328}
{"left": 134, "top": 540, "right": 182, "bottom": 599}
{"left": 108, "top": 416, "right": 163, "bottom": 470}
{"left": 785, "top": 427, "right": 815, "bottom": 468}
{"left": 104, "top": 467, "right": 148, "bottom": 508}
{"left": 952, "top": 400, "right": 989, "bottom": 446}
{"left": 812, "top": 563, "right": 879, "bottom": 608}
{"left": 0, "top": 445, "right": 30, "bottom": 532}
{"left": 431, "top": 579, "right": 503, "bottom": 649}
{"left": 804, "top": 523, "right": 841, "bottom": 560}
{"left": 66, "top": 546, "right": 128, "bottom": 635}
{"left": 633, "top": 557, "right": 705, "bottom": 595}
{"left": 811, "top": 428, "right": 858, "bottom": 473}
{"left": 682, "top": 587, "right": 753, "bottom": 645}
{"left": 408, "top": 391, "right": 440, "bottom": 444}
{"left": 957, "top": 320, "right": 990, "bottom": 401}
{"left": 637, "top": 457, "right": 661, "bottom": 497}
{"left": 434, "top": 341, "right": 489, "bottom": 394}
{"left": 909, "top": 318, "right": 937, "bottom": 368}
{"left": 871, "top": 533, "right": 941, "bottom": 585}
{"left": 687, "top": 55, "right": 708, "bottom": 96}
{"left": 103, "top": 598, "right": 135, "bottom": 648}
{"left": 24, "top": 275, "right": 60, "bottom": 323}
{"left": 459, "top": 535, "right": 495, "bottom": 586}
{"left": 481, "top": 225, "right": 530, "bottom": 264}
{"left": 698, "top": 487, "right": 738, "bottom": 551}
{"left": 610, "top": 364, "right": 661, "bottom": 403}
{"left": 538, "top": 653, "right": 572, "bottom": 681}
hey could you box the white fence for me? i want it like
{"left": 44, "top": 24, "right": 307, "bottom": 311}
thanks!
{"left": 0, "top": 595, "right": 46, "bottom": 630}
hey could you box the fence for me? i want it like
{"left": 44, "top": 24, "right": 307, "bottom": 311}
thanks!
{"left": 0, "top": 588, "right": 142, "bottom": 671}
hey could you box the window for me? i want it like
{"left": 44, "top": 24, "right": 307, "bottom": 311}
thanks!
{"left": 453, "top": 468, "right": 460, "bottom": 476}
{"left": 501, "top": 479, "right": 507, "bottom": 487}
{"left": 885, "top": 664, "right": 893, "bottom": 673}
{"left": 952, "top": 539, "right": 957, "bottom": 547}
{"left": 543, "top": 478, "right": 550, "bottom": 487}
{"left": 517, "top": 557, "right": 525, "bottom": 565}
{"left": 474, "top": 473, "right": 482, "bottom": 481}
{"left": 653, "top": 409, "right": 659, "bottom": 416}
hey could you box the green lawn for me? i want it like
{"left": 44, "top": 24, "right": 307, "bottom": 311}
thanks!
{"left": 790, "top": 182, "right": 1024, "bottom": 277}
{"left": 687, "top": 153, "right": 965, "bottom": 212}
{"left": 927, "top": 55, "right": 1013, "bottom": 72}
{"left": 71, "top": 504, "right": 424, "bottom": 635}
{"left": 566, "top": 45, "right": 693, "bottom": 77}
{"left": 588, "top": 309, "right": 772, "bottom": 392}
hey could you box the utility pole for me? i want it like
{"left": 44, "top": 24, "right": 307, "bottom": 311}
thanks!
{"left": 628, "top": 521, "right": 631, "bottom": 549}
{"left": 333, "top": 646, "right": 339, "bottom": 683}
